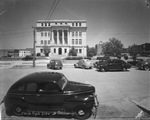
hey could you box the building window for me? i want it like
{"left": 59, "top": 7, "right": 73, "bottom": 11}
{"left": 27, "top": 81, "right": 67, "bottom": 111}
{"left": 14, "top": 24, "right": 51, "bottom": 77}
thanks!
{"left": 48, "top": 32, "right": 50, "bottom": 36}
{"left": 79, "top": 39, "right": 82, "bottom": 44}
{"left": 79, "top": 23, "right": 81, "bottom": 26}
{"left": 40, "top": 49, "right": 43, "bottom": 53}
{"left": 64, "top": 49, "right": 67, "bottom": 53}
{"left": 54, "top": 48, "right": 56, "bottom": 53}
{"left": 44, "top": 40, "right": 47, "bottom": 45}
{"left": 76, "top": 23, "right": 78, "bottom": 26}
{"left": 48, "top": 40, "right": 50, "bottom": 44}
{"left": 79, "top": 49, "right": 82, "bottom": 53}
{"left": 41, "top": 23, "right": 43, "bottom": 26}
{"left": 72, "top": 39, "right": 74, "bottom": 44}
{"left": 45, "top": 23, "right": 47, "bottom": 26}
{"left": 72, "top": 32, "right": 74, "bottom": 37}
{"left": 41, "top": 32, "right": 43, "bottom": 37}
{"left": 76, "top": 39, "right": 78, "bottom": 44}
{"left": 45, "top": 32, "right": 47, "bottom": 37}
{"left": 55, "top": 23, "right": 57, "bottom": 25}
{"left": 41, "top": 40, "right": 43, "bottom": 44}
{"left": 79, "top": 32, "right": 82, "bottom": 37}
{"left": 48, "top": 23, "right": 50, "bottom": 26}
{"left": 76, "top": 32, "right": 78, "bottom": 36}
{"left": 72, "top": 23, "right": 74, "bottom": 26}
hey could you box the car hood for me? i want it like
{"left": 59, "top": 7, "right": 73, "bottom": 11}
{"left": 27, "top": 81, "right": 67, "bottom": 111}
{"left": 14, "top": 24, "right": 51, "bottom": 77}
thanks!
{"left": 63, "top": 81, "right": 95, "bottom": 94}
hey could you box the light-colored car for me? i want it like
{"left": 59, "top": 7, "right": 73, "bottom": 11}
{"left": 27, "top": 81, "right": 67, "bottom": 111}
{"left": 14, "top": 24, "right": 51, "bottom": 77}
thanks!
{"left": 74, "top": 59, "right": 93, "bottom": 69}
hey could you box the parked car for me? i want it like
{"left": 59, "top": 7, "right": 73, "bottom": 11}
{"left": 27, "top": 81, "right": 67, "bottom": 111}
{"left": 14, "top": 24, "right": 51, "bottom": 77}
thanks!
{"left": 22, "top": 56, "right": 36, "bottom": 61}
{"left": 127, "top": 59, "right": 143, "bottom": 67}
{"left": 96, "top": 59, "right": 131, "bottom": 72}
{"left": 47, "top": 59, "right": 63, "bottom": 69}
{"left": 94, "top": 57, "right": 110, "bottom": 68}
{"left": 136, "top": 59, "right": 150, "bottom": 71}
{"left": 3, "top": 72, "right": 99, "bottom": 119}
{"left": 74, "top": 59, "right": 93, "bottom": 69}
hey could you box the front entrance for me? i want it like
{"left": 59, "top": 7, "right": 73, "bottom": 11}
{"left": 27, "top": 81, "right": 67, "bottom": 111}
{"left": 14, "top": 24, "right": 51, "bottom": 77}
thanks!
{"left": 58, "top": 48, "right": 62, "bottom": 55}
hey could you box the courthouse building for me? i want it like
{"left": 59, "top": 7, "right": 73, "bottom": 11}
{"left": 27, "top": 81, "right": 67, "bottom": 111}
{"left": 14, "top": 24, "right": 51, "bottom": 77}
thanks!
{"left": 35, "top": 20, "right": 87, "bottom": 57}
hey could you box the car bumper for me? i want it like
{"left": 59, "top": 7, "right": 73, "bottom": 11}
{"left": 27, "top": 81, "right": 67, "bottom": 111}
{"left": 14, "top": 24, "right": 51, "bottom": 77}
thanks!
{"left": 92, "top": 95, "right": 99, "bottom": 119}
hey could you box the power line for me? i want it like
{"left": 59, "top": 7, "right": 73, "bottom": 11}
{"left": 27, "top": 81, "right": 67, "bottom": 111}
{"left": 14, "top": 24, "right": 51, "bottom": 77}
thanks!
{"left": 45, "top": 0, "right": 58, "bottom": 21}
{"left": 46, "top": 0, "right": 60, "bottom": 20}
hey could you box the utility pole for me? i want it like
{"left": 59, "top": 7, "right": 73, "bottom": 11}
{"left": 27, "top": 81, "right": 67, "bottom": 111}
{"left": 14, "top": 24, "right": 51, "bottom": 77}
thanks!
{"left": 32, "top": 26, "right": 36, "bottom": 67}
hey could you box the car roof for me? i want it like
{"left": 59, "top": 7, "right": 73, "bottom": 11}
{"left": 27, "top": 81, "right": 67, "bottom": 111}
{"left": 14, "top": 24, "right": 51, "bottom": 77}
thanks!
{"left": 16, "top": 72, "right": 63, "bottom": 84}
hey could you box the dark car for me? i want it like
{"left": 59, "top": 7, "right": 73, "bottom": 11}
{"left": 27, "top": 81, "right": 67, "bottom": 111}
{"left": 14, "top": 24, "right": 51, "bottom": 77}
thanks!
{"left": 94, "top": 57, "right": 110, "bottom": 68}
{"left": 3, "top": 72, "right": 99, "bottom": 119}
{"left": 22, "top": 56, "right": 36, "bottom": 61}
{"left": 136, "top": 59, "right": 150, "bottom": 71}
{"left": 47, "top": 59, "right": 63, "bottom": 69}
{"left": 96, "top": 59, "right": 131, "bottom": 72}
{"left": 127, "top": 59, "right": 143, "bottom": 67}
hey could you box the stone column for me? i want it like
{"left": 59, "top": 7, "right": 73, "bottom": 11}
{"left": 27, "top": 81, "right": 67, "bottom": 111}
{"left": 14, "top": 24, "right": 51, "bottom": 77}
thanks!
{"left": 62, "top": 30, "right": 64, "bottom": 45}
{"left": 51, "top": 30, "right": 53, "bottom": 44}
{"left": 57, "top": 30, "right": 59, "bottom": 45}
{"left": 67, "top": 30, "right": 69, "bottom": 45}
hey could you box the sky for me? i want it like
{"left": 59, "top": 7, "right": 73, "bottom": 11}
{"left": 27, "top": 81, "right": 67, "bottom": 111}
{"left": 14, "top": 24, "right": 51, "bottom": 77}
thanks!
{"left": 0, "top": 0, "right": 150, "bottom": 49}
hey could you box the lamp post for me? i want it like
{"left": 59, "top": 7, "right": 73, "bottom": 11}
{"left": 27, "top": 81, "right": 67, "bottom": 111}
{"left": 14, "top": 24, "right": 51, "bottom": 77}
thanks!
{"left": 32, "top": 26, "right": 36, "bottom": 67}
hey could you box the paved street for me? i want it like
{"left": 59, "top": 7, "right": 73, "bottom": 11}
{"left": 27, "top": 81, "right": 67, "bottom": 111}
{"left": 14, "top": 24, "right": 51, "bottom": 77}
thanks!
{"left": 0, "top": 61, "right": 150, "bottom": 120}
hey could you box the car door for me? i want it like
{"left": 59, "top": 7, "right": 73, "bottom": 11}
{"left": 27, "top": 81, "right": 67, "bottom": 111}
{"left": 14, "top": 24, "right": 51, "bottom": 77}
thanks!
{"left": 77, "top": 60, "right": 82, "bottom": 67}
{"left": 35, "top": 82, "right": 67, "bottom": 111}
{"left": 114, "top": 60, "right": 123, "bottom": 70}
{"left": 107, "top": 60, "right": 115, "bottom": 70}
{"left": 23, "top": 82, "right": 40, "bottom": 111}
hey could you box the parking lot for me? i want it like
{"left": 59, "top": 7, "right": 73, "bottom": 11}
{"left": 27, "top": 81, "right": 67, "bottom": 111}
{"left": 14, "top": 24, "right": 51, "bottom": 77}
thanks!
{"left": 0, "top": 60, "right": 150, "bottom": 120}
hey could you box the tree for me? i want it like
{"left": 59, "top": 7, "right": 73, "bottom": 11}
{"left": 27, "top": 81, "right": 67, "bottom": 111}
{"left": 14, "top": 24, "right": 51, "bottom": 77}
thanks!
{"left": 102, "top": 38, "right": 124, "bottom": 57}
{"left": 128, "top": 44, "right": 141, "bottom": 60}
{"left": 68, "top": 47, "right": 77, "bottom": 56}
{"left": 87, "top": 46, "right": 97, "bottom": 57}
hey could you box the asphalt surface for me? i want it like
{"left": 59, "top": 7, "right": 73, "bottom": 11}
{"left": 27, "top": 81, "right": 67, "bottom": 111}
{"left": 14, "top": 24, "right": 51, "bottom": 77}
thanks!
{"left": 0, "top": 60, "right": 150, "bottom": 120}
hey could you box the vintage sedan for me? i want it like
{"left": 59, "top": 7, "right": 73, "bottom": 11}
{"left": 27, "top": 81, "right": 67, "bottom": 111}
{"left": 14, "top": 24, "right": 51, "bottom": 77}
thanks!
{"left": 97, "top": 59, "right": 131, "bottom": 72}
{"left": 74, "top": 59, "right": 93, "bottom": 69}
{"left": 47, "top": 59, "right": 63, "bottom": 69}
{"left": 22, "top": 56, "right": 36, "bottom": 61}
{"left": 127, "top": 58, "right": 143, "bottom": 67}
{"left": 136, "top": 59, "right": 150, "bottom": 71}
{"left": 4, "top": 72, "right": 99, "bottom": 119}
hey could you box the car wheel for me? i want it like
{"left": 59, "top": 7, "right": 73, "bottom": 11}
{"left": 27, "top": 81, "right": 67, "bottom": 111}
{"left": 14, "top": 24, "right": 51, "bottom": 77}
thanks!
{"left": 74, "top": 64, "right": 77, "bottom": 68}
{"left": 144, "top": 66, "right": 149, "bottom": 71}
{"left": 100, "top": 68, "right": 105, "bottom": 72}
{"left": 75, "top": 107, "right": 91, "bottom": 120}
{"left": 82, "top": 65, "right": 86, "bottom": 69}
{"left": 123, "top": 67, "right": 127, "bottom": 71}
{"left": 13, "top": 105, "right": 23, "bottom": 115}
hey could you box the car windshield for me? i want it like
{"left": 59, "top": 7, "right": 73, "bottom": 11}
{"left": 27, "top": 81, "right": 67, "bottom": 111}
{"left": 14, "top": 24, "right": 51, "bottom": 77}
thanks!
{"left": 57, "top": 75, "right": 68, "bottom": 90}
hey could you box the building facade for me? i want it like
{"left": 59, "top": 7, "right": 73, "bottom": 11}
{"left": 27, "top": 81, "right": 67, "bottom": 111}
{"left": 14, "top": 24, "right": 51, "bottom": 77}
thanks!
{"left": 19, "top": 49, "right": 32, "bottom": 57}
{"left": 35, "top": 20, "right": 87, "bottom": 57}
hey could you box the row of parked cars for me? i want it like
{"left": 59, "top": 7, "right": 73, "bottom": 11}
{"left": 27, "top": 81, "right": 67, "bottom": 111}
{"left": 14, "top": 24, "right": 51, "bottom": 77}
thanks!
{"left": 46, "top": 57, "right": 150, "bottom": 72}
